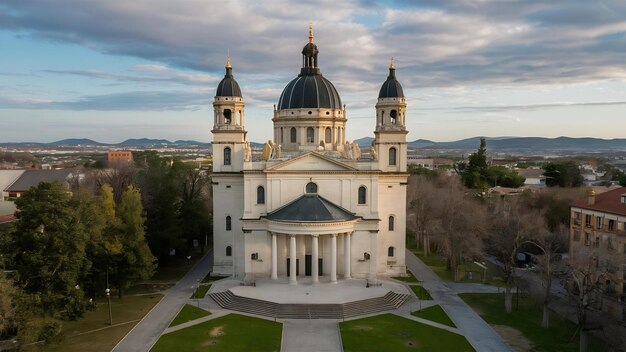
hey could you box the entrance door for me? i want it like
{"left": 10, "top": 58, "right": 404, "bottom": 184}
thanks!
{"left": 287, "top": 258, "right": 300, "bottom": 276}
{"left": 305, "top": 255, "right": 312, "bottom": 276}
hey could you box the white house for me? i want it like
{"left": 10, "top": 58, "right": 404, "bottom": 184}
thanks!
{"left": 211, "top": 26, "right": 408, "bottom": 284}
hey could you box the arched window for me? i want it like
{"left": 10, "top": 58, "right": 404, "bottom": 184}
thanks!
{"left": 325, "top": 127, "right": 331, "bottom": 143}
{"left": 306, "top": 182, "right": 318, "bottom": 194}
{"left": 390, "top": 110, "right": 397, "bottom": 124}
{"left": 388, "top": 246, "right": 395, "bottom": 257}
{"left": 226, "top": 216, "right": 232, "bottom": 231}
{"left": 226, "top": 246, "right": 232, "bottom": 257}
{"left": 307, "top": 127, "right": 314, "bottom": 143}
{"left": 389, "top": 147, "right": 397, "bottom": 166}
{"left": 257, "top": 186, "right": 265, "bottom": 204}
{"left": 224, "top": 147, "right": 231, "bottom": 165}
{"left": 358, "top": 186, "right": 367, "bottom": 205}
{"left": 290, "top": 127, "right": 297, "bottom": 143}
{"left": 389, "top": 216, "right": 395, "bottom": 231}
{"left": 224, "top": 109, "right": 232, "bottom": 125}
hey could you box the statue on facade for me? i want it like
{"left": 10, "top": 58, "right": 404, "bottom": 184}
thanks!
{"left": 244, "top": 141, "right": 252, "bottom": 162}
{"left": 262, "top": 141, "right": 273, "bottom": 160}
{"left": 352, "top": 143, "right": 361, "bottom": 160}
{"left": 370, "top": 145, "right": 378, "bottom": 161}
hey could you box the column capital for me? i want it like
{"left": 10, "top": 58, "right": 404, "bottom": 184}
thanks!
{"left": 331, "top": 233, "right": 337, "bottom": 238}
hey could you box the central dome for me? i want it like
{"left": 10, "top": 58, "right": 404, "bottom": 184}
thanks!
{"left": 277, "top": 23, "right": 342, "bottom": 110}
{"left": 278, "top": 74, "right": 342, "bottom": 109}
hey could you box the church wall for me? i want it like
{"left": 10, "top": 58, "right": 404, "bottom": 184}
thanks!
{"left": 243, "top": 231, "right": 271, "bottom": 279}
{"left": 376, "top": 177, "right": 407, "bottom": 275}
{"left": 212, "top": 174, "right": 245, "bottom": 277}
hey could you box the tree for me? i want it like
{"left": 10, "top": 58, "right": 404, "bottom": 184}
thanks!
{"left": 12, "top": 182, "right": 89, "bottom": 318}
{"left": 543, "top": 161, "right": 584, "bottom": 187}
{"left": 110, "top": 185, "right": 156, "bottom": 298}
{"left": 456, "top": 138, "right": 525, "bottom": 189}
{"left": 430, "top": 176, "right": 487, "bottom": 281}
{"left": 174, "top": 163, "right": 211, "bottom": 256}
{"left": 565, "top": 246, "right": 619, "bottom": 352}
{"left": 486, "top": 198, "right": 543, "bottom": 313}
{"left": 407, "top": 173, "right": 444, "bottom": 256}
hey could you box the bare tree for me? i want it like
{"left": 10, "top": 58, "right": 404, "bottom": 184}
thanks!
{"left": 430, "top": 176, "right": 487, "bottom": 281}
{"left": 565, "top": 246, "right": 619, "bottom": 352}
{"left": 94, "top": 161, "right": 136, "bottom": 203}
{"left": 407, "top": 174, "right": 441, "bottom": 256}
{"left": 487, "top": 197, "right": 543, "bottom": 313}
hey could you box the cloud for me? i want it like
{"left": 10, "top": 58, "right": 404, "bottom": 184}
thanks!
{"left": 0, "top": 90, "right": 212, "bottom": 111}
{"left": 42, "top": 66, "right": 220, "bottom": 86}
{"left": 1, "top": 0, "right": 625, "bottom": 90}
{"left": 443, "top": 100, "right": 626, "bottom": 113}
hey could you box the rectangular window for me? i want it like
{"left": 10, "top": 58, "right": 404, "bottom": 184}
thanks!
{"left": 585, "top": 214, "right": 592, "bottom": 227}
{"left": 594, "top": 236, "right": 600, "bottom": 248}
{"left": 609, "top": 219, "right": 615, "bottom": 231}
{"left": 585, "top": 233, "right": 591, "bottom": 246}
{"left": 573, "top": 230, "right": 580, "bottom": 242}
{"left": 596, "top": 217, "right": 603, "bottom": 229}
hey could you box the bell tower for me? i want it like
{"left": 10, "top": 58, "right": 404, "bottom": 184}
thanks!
{"left": 373, "top": 59, "right": 407, "bottom": 172}
{"left": 212, "top": 55, "right": 247, "bottom": 172}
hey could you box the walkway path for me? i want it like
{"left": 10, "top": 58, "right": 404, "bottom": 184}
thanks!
{"left": 405, "top": 249, "right": 513, "bottom": 352}
{"left": 112, "top": 250, "right": 214, "bottom": 352}
{"left": 281, "top": 319, "right": 342, "bottom": 352}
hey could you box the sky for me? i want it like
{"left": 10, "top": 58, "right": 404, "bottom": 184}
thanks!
{"left": 1, "top": 0, "right": 626, "bottom": 143}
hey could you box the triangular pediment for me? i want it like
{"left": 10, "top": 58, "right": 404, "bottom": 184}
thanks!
{"left": 267, "top": 152, "right": 357, "bottom": 171}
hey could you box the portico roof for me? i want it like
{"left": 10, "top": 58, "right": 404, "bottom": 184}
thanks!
{"left": 265, "top": 194, "right": 358, "bottom": 223}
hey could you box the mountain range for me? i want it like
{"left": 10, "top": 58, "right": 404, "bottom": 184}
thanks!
{"left": 2, "top": 136, "right": 626, "bottom": 152}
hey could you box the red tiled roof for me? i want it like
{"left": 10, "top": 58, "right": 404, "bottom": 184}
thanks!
{"left": 571, "top": 187, "right": 626, "bottom": 216}
{"left": 0, "top": 214, "right": 16, "bottom": 224}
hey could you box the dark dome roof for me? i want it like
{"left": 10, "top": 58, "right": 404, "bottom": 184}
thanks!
{"left": 278, "top": 73, "right": 342, "bottom": 109}
{"left": 216, "top": 67, "right": 242, "bottom": 97}
{"left": 378, "top": 66, "right": 404, "bottom": 98}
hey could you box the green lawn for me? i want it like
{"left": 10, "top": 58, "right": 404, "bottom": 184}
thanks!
{"left": 414, "top": 249, "right": 501, "bottom": 285}
{"left": 33, "top": 294, "right": 163, "bottom": 352}
{"left": 151, "top": 313, "right": 282, "bottom": 352}
{"left": 410, "top": 285, "right": 433, "bottom": 300}
{"left": 340, "top": 313, "right": 474, "bottom": 352}
{"left": 459, "top": 293, "right": 607, "bottom": 352}
{"left": 411, "top": 305, "right": 456, "bottom": 328}
{"left": 151, "top": 250, "right": 204, "bottom": 283}
{"left": 391, "top": 270, "right": 421, "bottom": 283}
{"left": 169, "top": 304, "right": 210, "bottom": 327}
{"left": 191, "top": 284, "right": 211, "bottom": 299}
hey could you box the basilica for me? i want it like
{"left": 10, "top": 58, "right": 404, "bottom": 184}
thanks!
{"left": 211, "top": 25, "right": 409, "bottom": 284}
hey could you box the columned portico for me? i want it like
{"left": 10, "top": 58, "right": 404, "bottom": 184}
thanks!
{"left": 344, "top": 232, "right": 351, "bottom": 279}
{"left": 289, "top": 235, "right": 297, "bottom": 285}
{"left": 330, "top": 234, "right": 337, "bottom": 283}
{"left": 311, "top": 235, "right": 319, "bottom": 284}
{"left": 271, "top": 233, "right": 278, "bottom": 280}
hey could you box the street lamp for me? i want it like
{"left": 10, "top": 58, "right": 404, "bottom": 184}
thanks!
{"left": 106, "top": 268, "right": 112, "bottom": 325}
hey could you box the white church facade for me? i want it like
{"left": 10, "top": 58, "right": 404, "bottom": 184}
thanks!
{"left": 212, "top": 26, "right": 408, "bottom": 284}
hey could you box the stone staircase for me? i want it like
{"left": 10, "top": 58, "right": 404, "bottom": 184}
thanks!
{"left": 208, "top": 290, "right": 409, "bottom": 319}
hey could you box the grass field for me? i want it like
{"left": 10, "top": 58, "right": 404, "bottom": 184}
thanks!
{"left": 191, "top": 284, "right": 211, "bottom": 299}
{"left": 151, "top": 314, "right": 282, "bottom": 352}
{"left": 414, "top": 249, "right": 501, "bottom": 285}
{"left": 411, "top": 305, "right": 456, "bottom": 328}
{"left": 169, "top": 304, "right": 210, "bottom": 327}
{"left": 459, "top": 293, "right": 607, "bottom": 352}
{"left": 340, "top": 313, "right": 474, "bottom": 352}
{"left": 391, "top": 270, "right": 421, "bottom": 283}
{"left": 32, "top": 294, "right": 163, "bottom": 352}
{"left": 410, "top": 285, "right": 433, "bottom": 300}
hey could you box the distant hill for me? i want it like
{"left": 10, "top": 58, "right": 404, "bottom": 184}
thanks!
{"left": 354, "top": 137, "right": 375, "bottom": 147}
{"left": 118, "top": 138, "right": 172, "bottom": 146}
{"left": 412, "top": 136, "right": 626, "bottom": 152}
{"left": 49, "top": 138, "right": 104, "bottom": 146}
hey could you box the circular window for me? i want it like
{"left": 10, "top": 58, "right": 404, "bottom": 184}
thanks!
{"left": 308, "top": 111, "right": 312, "bottom": 115}
{"left": 305, "top": 182, "right": 318, "bottom": 194}
{"left": 326, "top": 111, "right": 330, "bottom": 115}
{"left": 291, "top": 112, "right": 294, "bottom": 114}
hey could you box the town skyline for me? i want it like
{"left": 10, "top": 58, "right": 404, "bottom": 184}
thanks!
{"left": 1, "top": 1, "right": 625, "bottom": 143}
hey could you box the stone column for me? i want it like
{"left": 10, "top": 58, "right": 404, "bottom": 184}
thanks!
{"left": 344, "top": 232, "right": 351, "bottom": 279}
{"left": 271, "top": 233, "right": 278, "bottom": 280}
{"left": 330, "top": 234, "right": 337, "bottom": 283}
{"left": 289, "top": 235, "right": 297, "bottom": 285}
{"left": 311, "top": 235, "right": 319, "bottom": 284}
{"left": 369, "top": 232, "right": 377, "bottom": 282}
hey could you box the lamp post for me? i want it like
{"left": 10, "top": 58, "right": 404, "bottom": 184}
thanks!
{"left": 106, "top": 269, "right": 112, "bottom": 325}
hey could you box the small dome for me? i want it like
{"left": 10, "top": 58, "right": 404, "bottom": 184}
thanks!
{"left": 378, "top": 66, "right": 404, "bottom": 98}
{"left": 216, "top": 66, "right": 242, "bottom": 97}
{"left": 278, "top": 74, "right": 342, "bottom": 109}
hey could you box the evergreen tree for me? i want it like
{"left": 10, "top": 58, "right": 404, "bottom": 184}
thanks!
{"left": 12, "top": 182, "right": 88, "bottom": 318}
{"left": 543, "top": 161, "right": 584, "bottom": 187}
{"left": 112, "top": 185, "right": 156, "bottom": 297}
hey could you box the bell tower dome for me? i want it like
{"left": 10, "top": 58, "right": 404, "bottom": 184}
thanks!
{"left": 373, "top": 59, "right": 408, "bottom": 172}
{"left": 212, "top": 54, "right": 247, "bottom": 172}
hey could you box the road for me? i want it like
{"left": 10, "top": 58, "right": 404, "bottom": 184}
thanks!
{"left": 112, "top": 250, "right": 213, "bottom": 352}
